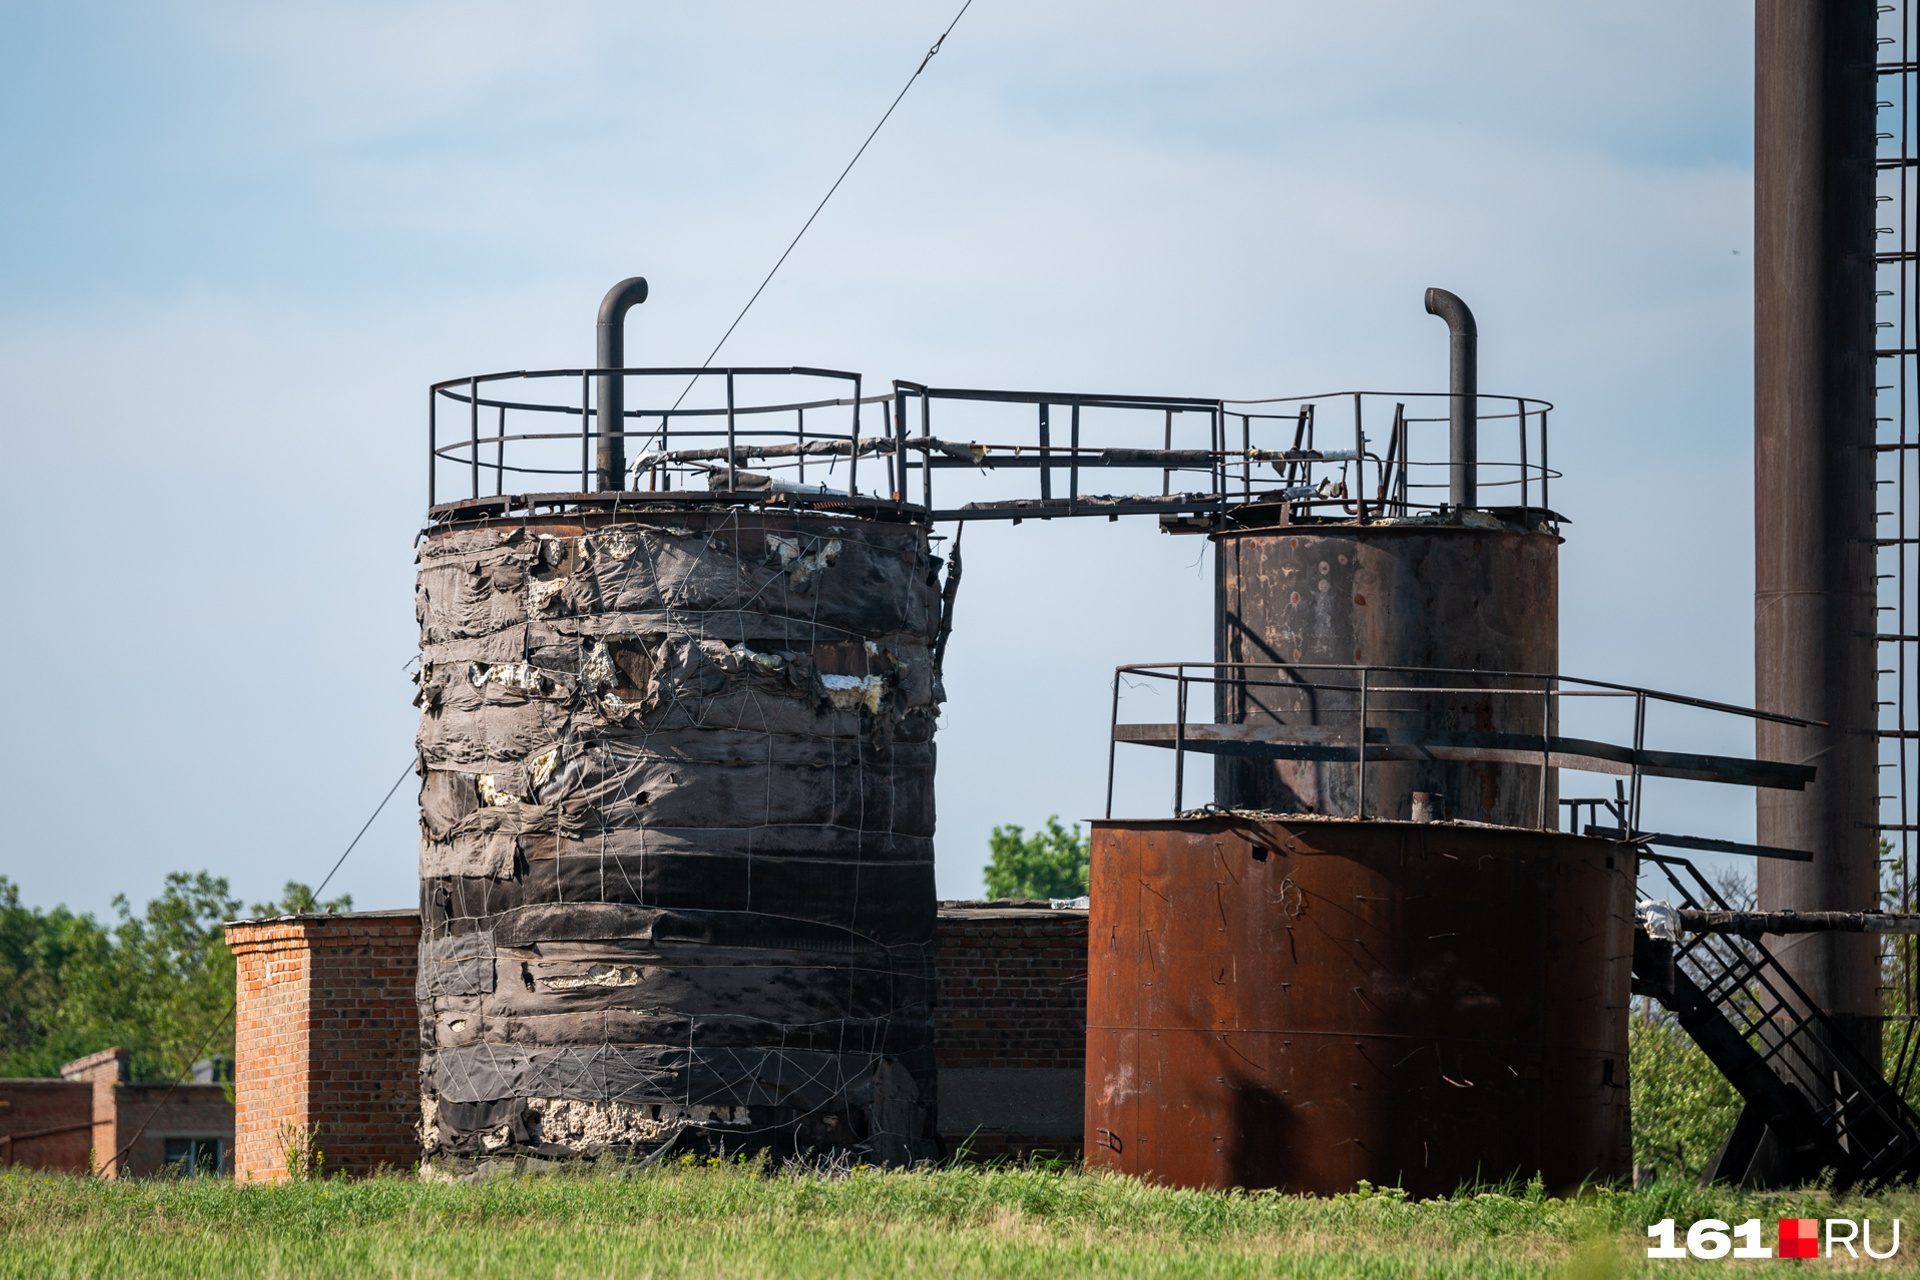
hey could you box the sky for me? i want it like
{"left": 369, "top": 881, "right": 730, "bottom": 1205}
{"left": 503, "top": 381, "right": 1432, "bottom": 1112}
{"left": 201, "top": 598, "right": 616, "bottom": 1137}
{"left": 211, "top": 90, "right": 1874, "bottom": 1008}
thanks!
{"left": 0, "top": 1, "right": 1763, "bottom": 916}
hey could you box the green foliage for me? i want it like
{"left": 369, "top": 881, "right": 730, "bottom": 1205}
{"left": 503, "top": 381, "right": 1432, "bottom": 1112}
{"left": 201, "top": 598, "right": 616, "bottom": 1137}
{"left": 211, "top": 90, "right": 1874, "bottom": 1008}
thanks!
{"left": 0, "top": 880, "right": 106, "bottom": 1077}
{"left": 0, "top": 873, "right": 244, "bottom": 1083}
{"left": 983, "top": 817, "right": 1089, "bottom": 900}
{"left": 1627, "top": 1002, "right": 1740, "bottom": 1182}
{"left": 1875, "top": 839, "right": 1920, "bottom": 1114}
{"left": 1619, "top": 864, "right": 1747, "bottom": 1180}
{"left": 64, "top": 872, "right": 240, "bottom": 1085}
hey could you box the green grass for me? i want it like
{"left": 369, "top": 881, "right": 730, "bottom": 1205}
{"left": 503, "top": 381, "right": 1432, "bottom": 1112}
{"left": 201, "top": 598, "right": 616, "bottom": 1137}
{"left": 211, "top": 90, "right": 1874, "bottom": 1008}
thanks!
{"left": 2, "top": 1162, "right": 1918, "bottom": 1278}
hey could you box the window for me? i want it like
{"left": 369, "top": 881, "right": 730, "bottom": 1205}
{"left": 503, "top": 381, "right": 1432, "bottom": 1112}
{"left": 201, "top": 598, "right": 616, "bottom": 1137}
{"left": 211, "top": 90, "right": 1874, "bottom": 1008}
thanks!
{"left": 162, "top": 1137, "right": 223, "bottom": 1176}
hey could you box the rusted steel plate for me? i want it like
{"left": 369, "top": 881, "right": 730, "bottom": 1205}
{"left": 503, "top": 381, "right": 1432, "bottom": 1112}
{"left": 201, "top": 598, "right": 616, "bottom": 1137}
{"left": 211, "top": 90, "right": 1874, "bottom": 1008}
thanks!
{"left": 1085, "top": 816, "right": 1633, "bottom": 1196}
{"left": 1214, "top": 524, "right": 1559, "bottom": 825}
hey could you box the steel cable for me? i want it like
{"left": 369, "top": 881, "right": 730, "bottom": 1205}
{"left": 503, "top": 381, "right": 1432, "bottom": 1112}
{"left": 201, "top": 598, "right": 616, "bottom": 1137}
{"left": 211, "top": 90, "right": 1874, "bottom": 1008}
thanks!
{"left": 669, "top": 0, "right": 975, "bottom": 412}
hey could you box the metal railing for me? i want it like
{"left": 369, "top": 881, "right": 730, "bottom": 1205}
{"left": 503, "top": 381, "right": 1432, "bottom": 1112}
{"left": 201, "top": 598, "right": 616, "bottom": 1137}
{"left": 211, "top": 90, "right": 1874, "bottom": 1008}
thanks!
{"left": 1218, "top": 390, "right": 1553, "bottom": 517}
{"left": 1105, "top": 661, "right": 1823, "bottom": 854}
{"left": 891, "top": 385, "right": 1556, "bottom": 523}
{"left": 426, "top": 373, "right": 1558, "bottom": 526}
{"left": 428, "top": 367, "right": 882, "bottom": 512}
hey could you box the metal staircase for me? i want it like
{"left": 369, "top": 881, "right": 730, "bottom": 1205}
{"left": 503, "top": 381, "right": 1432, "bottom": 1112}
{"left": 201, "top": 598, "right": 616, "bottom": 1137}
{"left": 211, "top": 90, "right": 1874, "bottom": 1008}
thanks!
{"left": 1635, "top": 851, "right": 1920, "bottom": 1188}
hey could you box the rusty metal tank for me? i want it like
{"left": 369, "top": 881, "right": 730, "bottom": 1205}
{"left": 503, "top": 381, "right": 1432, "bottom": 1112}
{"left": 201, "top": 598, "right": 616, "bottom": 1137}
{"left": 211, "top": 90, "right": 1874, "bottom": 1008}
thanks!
{"left": 1214, "top": 514, "right": 1560, "bottom": 826}
{"left": 413, "top": 505, "right": 942, "bottom": 1172}
{"left": 1084, "top": 814, "right": 1633, "bottom": 1196}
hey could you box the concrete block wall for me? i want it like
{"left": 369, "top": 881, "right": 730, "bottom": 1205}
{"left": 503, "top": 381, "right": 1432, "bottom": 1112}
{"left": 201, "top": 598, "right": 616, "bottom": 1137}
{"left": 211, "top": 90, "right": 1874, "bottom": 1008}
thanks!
{"left": 933, "top": 903, "right": 1089, "bottom": 1160}
{"left": 227, "top": 910, "right": 421, "bottom": 1181}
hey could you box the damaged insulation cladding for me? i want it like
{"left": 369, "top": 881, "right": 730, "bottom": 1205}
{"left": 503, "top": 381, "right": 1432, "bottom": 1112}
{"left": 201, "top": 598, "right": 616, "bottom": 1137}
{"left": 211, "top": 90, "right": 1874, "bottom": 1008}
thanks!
{"left": 412, "top": 509, "right": 949, "bottom": 1172}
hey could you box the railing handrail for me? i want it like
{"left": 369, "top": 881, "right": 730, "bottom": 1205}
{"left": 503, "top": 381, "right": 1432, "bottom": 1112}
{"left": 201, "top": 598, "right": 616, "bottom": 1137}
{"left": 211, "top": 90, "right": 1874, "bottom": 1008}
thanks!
{"left": 430, "top": 366, "right": 878, "bottom": 512}
{"left": 1224, "top": 388, "right": 1553, "bottom": 412}
{"left": 427, "top": 374, "right": 1560, "bottom": 529}
{"left": 890, "top": 380, "right": 1225, "bottom": 411}
{"left": 1112, "top": 661, "right": 1824, "bottom": 729}
{"left": 1105, "top": 659, "right": 1824, "bottom": 841}
{"left": 432, "top": 365, "right": 862, "bottom": 390}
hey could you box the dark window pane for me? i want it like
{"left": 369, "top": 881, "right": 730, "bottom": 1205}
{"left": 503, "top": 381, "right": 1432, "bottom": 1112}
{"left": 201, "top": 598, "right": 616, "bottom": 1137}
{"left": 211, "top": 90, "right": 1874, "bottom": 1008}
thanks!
{"left": 162, "top": 1138, "right": 223, "bottom": 1176}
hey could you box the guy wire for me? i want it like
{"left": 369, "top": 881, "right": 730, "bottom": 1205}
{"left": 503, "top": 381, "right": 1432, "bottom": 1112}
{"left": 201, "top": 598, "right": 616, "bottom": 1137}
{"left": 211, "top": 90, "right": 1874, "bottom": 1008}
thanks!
{"left": 668, "top": 0, "right": 975, "bottom": 413}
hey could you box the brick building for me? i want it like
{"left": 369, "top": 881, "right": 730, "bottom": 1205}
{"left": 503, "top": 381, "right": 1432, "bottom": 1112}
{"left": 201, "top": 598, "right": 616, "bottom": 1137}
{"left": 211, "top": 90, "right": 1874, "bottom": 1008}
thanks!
{"left": 0, "top": 1049, "right": 234, "bottom": 1177}
{"left": 0, "top": 1078, "right": 91, "bottom": 1173}
{"left": 222, "top": 901, "right": 1089, "bottom": 1175}
{"left": 934, "top": 902, "right": 1089, "bottom": 1159}
{"left": 227, "top": 910, "right": 421, "bottom": 1181}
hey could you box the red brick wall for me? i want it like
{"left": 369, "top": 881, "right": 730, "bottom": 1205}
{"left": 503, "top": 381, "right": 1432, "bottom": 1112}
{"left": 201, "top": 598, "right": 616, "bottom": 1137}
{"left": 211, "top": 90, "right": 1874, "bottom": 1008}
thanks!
{"left": 228, "top": 911, "right": 421, "bottom": 1181}
{"left": 59, "top": 1048, "right": 133, "bottom": 1176}
{"left": 4, "top": 1048, "right": 238, "bottom": 1178}
{"left": 230, "top": 923, "right": 309, "bottom": 1179}
{"left": 222, "top": 905, "right": 1091, "bottom": 1171}
{"left": 0, "top": 1079, "right": 92, "bottom": 1173}
{"left": 934, "top": 904, "right": 1089, "bottom": 1159}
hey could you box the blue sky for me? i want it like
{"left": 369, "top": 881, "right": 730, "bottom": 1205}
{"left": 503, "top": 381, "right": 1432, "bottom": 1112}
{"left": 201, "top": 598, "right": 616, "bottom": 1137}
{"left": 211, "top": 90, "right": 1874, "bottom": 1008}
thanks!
{"left": 0, "top": 1, "right": 1760, "bottom": 914}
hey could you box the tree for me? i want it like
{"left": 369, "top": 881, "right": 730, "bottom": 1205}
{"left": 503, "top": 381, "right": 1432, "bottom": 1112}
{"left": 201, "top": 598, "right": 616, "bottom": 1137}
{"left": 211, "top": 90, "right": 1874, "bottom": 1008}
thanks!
{"left": 0, "top": 874, "right": 356, "bottom": 1082}
{"left": 0, "top": 872, "right": 261, "bottom": 1081}
{"left": 250, "top": 881, "right": 353, "bottom": 917}
{"left": 56, "top": 872, "right": 243, "bottom": 1084}
{"left": 0, "top": 879, "right": 106, "bottom": 1077}
{"left": 983, "top": 817, "right": 1089, "bottom": 900}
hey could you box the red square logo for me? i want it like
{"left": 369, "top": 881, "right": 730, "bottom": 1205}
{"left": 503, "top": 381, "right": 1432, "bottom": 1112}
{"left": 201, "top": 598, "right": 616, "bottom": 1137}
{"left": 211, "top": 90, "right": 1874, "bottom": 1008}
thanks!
{"left": 1779, "top": 1218, "right": 1819, "bottom": 1259}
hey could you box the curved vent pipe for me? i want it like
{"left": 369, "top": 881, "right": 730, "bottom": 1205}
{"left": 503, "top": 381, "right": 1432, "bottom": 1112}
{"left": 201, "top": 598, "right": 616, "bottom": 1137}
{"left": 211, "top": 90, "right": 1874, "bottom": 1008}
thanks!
{"left": 1424, "top": 287, "right": 1477, "bottom": 509}
{"left": 595, "top": 276, "right": 649, "bottom": 490}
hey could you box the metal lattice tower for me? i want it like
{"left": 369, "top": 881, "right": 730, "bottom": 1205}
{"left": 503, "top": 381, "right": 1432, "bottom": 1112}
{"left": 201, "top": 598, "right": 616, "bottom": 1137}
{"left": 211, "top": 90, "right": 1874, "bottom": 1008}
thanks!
{"left": 1878, "top": 1, "right": 1920, "bottom": 1089}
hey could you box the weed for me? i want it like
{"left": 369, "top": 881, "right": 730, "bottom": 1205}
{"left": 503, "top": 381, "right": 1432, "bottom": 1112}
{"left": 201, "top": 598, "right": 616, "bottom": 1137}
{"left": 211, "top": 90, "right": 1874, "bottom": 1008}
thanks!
{"left": 275, "top": 1122, "right": 323, "bottom": 1182}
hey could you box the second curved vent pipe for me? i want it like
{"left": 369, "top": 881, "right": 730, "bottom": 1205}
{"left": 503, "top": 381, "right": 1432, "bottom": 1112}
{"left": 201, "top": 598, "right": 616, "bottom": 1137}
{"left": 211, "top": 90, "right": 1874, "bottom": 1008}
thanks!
{"left": 1424, "top": 287, "right": 1477, "bottom": 509}
{"left": 595, "top": 276, "right": 650, "bottom": 491}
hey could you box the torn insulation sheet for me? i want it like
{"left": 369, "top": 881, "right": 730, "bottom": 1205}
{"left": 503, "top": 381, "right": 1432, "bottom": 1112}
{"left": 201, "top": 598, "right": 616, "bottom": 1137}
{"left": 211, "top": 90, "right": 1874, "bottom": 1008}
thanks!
{"left": 415, "top": 509, "right": 946, "bottom": 1174}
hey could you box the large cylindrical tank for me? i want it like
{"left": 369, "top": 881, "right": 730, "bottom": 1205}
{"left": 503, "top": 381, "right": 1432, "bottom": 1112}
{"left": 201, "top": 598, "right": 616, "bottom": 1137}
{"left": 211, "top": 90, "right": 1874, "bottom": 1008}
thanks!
{"left": 412, "top": 507, "right": 942, "bottom": 1173}
{"left": 1084, "top": 815, "right": 1633, "bottom": 1195}
{"left": 1214, "top": 516, "right": 1559, "bottom": 826}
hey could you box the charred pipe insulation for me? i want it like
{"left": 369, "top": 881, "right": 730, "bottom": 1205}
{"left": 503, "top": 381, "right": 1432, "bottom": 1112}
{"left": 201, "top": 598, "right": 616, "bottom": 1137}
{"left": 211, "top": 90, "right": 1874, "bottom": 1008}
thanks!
{"left": 1423, "top": 287, "right": 1477, "bottom": 509}
{"left": 595, "top": 276, "right": 649, "bottom": 490}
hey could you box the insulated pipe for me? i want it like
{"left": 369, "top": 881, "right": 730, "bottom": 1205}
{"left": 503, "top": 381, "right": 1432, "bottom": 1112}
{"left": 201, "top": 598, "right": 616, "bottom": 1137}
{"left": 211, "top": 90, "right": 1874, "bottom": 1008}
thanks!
{"left": 595, "top": 276, "right": 649, "bottom": 490}
{"left": 1423, "top": 287, "right": 1477, "bottom": 509}
{"left": 1677, "top": 910, "right": 1920, "bottom": 938}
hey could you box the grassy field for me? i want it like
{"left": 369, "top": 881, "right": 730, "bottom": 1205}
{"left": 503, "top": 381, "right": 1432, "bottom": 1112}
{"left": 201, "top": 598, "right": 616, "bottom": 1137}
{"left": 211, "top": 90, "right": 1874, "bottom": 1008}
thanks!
{"left": 2, "top": 1161, "right": 1917, "bottom": 1279}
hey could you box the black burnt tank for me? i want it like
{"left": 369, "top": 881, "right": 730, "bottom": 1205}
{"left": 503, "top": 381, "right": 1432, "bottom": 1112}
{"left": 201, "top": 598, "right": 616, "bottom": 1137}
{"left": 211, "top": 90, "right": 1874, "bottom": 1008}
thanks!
{"left": 412, "top": 507, "right": 941, "bottom": 1171}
